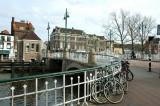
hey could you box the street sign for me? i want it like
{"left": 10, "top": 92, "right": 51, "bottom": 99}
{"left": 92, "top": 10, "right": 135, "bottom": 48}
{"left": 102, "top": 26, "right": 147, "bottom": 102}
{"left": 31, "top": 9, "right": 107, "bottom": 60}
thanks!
{"left": 155, "top": 25, "right": 160, "bottom": 38}
{"left": 157, "top": 25, "right": 160, "bottom": 35}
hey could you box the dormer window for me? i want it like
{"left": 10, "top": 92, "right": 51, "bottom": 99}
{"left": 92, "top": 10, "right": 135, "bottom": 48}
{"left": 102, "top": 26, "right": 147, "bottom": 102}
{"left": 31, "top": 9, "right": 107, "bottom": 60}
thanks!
{"left": 19, "top": 26, "right": 25, "bottom": 30}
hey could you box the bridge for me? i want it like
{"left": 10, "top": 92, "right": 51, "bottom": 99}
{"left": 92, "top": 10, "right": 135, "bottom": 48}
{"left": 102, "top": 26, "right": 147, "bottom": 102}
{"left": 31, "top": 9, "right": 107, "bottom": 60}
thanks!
{"left": 49, "top": 49, "right": 117, "bottom": 71}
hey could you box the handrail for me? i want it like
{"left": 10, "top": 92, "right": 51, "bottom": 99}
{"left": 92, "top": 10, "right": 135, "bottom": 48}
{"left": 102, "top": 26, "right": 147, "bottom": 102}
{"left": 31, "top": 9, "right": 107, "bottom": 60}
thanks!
{"left": 0, "top": 67, "right": 101, "bottom": 83}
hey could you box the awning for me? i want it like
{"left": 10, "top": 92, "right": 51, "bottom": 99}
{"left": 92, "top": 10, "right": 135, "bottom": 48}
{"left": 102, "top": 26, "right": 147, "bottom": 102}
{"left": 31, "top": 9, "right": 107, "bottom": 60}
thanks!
{"left": 0, "top": 50, "right": 10, "bottom": 54}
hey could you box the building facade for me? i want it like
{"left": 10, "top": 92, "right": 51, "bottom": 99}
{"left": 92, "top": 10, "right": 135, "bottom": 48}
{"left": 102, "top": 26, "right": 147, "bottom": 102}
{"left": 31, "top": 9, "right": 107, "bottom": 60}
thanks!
{"left": 11, "top": 17, "right": 34, "bottom": 57}
{"left": 0, "top": 30, "right": 14, "bottom": 61}
{"left": 17, "top": 31, "right": 42, "bottom": 62}
{"left": 50, "top": 26, "right": 106, "bottom": 53}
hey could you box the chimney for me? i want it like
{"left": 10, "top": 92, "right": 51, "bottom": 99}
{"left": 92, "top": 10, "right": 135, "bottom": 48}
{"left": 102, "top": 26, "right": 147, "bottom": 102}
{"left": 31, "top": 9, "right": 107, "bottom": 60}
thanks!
{"left": 12, "top": 17, "right": 15, "bottom": 23}
{"left": 11, "top": 17, "right": 15, "bottom": 35}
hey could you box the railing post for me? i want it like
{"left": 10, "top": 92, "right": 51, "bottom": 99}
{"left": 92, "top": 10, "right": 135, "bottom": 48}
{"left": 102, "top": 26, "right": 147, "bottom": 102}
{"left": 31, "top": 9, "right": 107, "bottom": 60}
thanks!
{"left": 89, "top": 73, "right": 92, "bottom": 101}
{"left": 77, "top": 76, "right": 80, "bottom": 105}
{"left": 23, "top": 85, "right": 27, "bottom": 106}
{"left": 70, "top": 77, "right": 73, "bottom": 106}
{"left": 63, "top": 74, "right": 66, "bottom": 106}
{"left": 45, "top": 81, "right": 48, "bottom": 106}
{"left": 11, "top": 86, "right": 15, "bottom": 106}
{"left": 54, "top": 80, "right": 57, "bottom": 106}
{"left": 83, "top": 71, "right": 88, "bottom": 105}
{"left": 35, "top": 78, "right": 38, "bottom": 106}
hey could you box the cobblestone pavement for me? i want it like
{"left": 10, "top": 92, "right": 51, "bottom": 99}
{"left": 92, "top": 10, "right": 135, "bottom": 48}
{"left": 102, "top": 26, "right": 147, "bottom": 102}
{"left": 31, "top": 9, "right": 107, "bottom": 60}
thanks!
{"left": 88, "top": 60, "right": 160, "bottom": 106}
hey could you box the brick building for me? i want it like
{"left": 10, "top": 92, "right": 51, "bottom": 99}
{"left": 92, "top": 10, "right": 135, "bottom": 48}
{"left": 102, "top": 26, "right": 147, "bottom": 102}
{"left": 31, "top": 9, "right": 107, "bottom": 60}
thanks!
{"left": 17, "top": 31, "right": 42, "bottom": 62}
{"left": 50, "top": 26, "right": 106, "bottom": 52}
{"left": 11, "top": 17, "right": 42, "bottom": 62}
{"left": 11, "top": 17, "right": 34, "bottom": 55}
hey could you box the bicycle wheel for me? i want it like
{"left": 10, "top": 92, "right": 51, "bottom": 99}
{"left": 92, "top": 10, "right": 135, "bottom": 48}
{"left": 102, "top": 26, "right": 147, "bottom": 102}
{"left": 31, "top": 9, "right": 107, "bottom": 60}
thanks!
{"left": 126, "top": 70, "right": 134, "bottom": 81}
{"left": 91, "top": 82, "right": 108, "bottom": 103}
{"left": 104, "top": 81, "right": 124, "bottom": 104}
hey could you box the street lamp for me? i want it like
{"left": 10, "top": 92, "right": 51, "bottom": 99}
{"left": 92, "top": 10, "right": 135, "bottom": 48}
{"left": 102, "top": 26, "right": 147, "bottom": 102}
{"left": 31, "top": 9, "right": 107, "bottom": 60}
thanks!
{"left": 47, "top": 22, "right": 50, "bottom": 58}
{"left": 139, "top": 21, "right": 146, "bottom": 57}
{"left": 108, "top": 29, "right": 112, "bottom": 51}
{"left": 63, "top": 8, "right": 69, "bottom": 50}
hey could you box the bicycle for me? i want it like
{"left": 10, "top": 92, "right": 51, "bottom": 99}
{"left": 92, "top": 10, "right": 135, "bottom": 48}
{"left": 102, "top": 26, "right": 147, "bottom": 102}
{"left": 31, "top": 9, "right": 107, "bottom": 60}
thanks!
{"left": 122, "top": 61, "right": 134, "bottom": 81}
{"left": 104, "top": 66, "right": 124, "bottom": 104}
{"left": 91, "top": 66, "right": 124, "bottom": 104}
{"left": 91, "top": 67, "right": 108, "bottom": 104}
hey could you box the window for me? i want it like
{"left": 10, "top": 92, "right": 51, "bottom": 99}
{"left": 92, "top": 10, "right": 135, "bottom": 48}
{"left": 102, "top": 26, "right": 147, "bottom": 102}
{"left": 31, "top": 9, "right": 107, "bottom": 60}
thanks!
{"left": 1, "top": 36, "right": 5, "bottom": 41}
{"left": 7, "top": 43, "right": 11, "bottom": 49}
{"left": 0, "top": 43, "right": 4, "bottom": 49}
{"left": 26, "top": 44, "right": 29, "bottom": 53}
{"left": 60, "top": 36, "right": 63, "bottom": 40}
{"left": 68, "top": 43, "right": 70, "bottom": 49}
{"left": 36, "top": 44, "right": 39, "bottom": 52}
{"left": 7, "top": 37, "right": 11, "bottom": 41}
{"left": 68, "top": 36, "right": 70, "bottom": 40}
{"left": 31, "top": 44, "right": 34, "bottom": 49}
{"left": 19, "top": 26, "right": 25, "bottom": 30}
{"left": 60, "top": 42, "right": 63, "bottom": 49}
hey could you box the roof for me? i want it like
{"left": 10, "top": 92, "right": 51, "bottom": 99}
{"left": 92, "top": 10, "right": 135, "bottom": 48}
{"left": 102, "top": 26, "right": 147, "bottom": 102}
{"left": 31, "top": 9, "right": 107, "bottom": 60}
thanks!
{"left": 22, "top": 31, "right": 41, "bottom": 40}
{"left": 1, "top": 30, "right": 9, "bottom": 34}
{"left": 53, "top": 27, "right": 85, "bottom": 35}
{"left": 13, "top": 21, "right": 34, "bottom": 31}
{"left": 97, "top": 36, "right": 105, "bottom": 40}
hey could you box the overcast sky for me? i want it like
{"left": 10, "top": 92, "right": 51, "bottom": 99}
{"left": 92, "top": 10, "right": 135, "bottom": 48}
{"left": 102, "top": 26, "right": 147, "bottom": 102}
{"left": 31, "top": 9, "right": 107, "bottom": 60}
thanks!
{"left": 0, "top": 0, "right": 160, "bottom": 41}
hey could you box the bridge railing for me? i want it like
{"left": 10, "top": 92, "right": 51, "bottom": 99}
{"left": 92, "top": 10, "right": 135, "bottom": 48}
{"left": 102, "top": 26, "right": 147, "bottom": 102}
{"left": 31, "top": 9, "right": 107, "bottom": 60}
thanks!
{"left": 68, "top": 52, "right": 88, "bottom": 63}
{"left": 0, "top": 55, "right": 122, "bottom": 106}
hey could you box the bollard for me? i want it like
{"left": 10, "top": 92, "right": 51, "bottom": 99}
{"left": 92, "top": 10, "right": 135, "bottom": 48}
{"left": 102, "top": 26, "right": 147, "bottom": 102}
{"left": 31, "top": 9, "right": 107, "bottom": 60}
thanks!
{"left": 42, "top": 60, "right": 45, "bottom": 74}
{"left": 11, "top": 60, "right": 15, "bottom": 78}
{"left": 29, "top": 60, "right": 32, "bottom": 76}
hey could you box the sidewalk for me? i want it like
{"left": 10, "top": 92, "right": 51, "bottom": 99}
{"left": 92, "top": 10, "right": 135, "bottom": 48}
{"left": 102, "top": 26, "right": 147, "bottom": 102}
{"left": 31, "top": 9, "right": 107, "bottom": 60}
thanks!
{"left": 126, "top": 59, "right": 160, "bottom": 74}
{"left": 88, "top": 66, "right": 160, "bottom": 106}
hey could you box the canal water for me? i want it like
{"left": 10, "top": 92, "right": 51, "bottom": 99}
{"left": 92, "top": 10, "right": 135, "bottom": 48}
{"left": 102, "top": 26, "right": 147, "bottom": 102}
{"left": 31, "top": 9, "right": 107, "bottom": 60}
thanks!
{"left": 0, "top": 73, "right": 83, "bottom": 106}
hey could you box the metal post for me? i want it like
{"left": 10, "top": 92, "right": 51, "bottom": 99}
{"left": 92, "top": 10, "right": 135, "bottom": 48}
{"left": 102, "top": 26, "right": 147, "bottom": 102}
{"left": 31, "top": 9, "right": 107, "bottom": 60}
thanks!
{"left": 110, "top": 29, "right": 111, "bottom": 51}
{"left": 47, "top": 22, "right": 50, "bottom": 58}
{"left": 64, "top": 8, "right": 69, "bottom": 50}
{"left": 149, "top": 40, "right": 151, "bottom": 72}
{"left": 142, "top": 22, "right": 144, "bottom": 54}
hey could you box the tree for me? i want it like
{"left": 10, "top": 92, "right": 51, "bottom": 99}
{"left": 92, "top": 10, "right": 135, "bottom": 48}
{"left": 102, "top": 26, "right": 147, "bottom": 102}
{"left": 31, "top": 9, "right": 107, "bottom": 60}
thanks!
{"left": 103, "top": 9, "right": 129, "bottom": 54}
{"left": 137, "top": 16, "right": 156, "bottom": 54}
{"left": 126, "top": 13, "right": 141, "bottom": 51}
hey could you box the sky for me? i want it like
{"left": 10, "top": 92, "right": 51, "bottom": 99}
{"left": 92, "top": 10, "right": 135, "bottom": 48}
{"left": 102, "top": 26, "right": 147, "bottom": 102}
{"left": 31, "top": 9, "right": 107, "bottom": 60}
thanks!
{"left": 0, "top": 0, "right": 160, "bottom": 41}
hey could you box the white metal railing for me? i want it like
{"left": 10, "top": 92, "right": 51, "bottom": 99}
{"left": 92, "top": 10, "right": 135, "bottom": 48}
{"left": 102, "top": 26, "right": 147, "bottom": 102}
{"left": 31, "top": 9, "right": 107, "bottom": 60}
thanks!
{"left": 0, "top": 61, "right": 121, "bottom": 106}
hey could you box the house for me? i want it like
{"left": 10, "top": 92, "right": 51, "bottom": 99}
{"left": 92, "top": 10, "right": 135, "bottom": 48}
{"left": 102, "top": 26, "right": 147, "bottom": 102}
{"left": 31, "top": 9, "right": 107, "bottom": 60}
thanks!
{"left": 17, "top": 31, "right": 42, "bottom": 62}
{"left": 0, "top": 30, "right": 14, "bottom": 61}
{"left": 11, "top": 17, "right": 34, "bottom": 57}
{"left": 114, "top": 44, "right": 123, "bottom": 55}
{"left": 11, "top": 17, "right": 42, "bottom": 62}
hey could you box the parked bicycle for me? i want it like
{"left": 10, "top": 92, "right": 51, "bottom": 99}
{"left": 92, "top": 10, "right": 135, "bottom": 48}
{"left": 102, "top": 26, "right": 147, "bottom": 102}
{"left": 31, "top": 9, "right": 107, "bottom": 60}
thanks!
{"left": 91, "top": 66, "right": 124, "bottom": 104}
{"left": 121, "top": 61, "right": 134, "bottom": 81}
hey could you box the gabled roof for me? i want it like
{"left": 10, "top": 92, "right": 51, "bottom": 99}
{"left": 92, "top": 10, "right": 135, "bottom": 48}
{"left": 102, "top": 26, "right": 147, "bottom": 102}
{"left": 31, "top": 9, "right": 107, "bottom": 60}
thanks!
{"left": 22, "top": 31, "right": 41, "bottom": 40}
{"left": 1, "top": 30, "right": 9, "bottom": 34}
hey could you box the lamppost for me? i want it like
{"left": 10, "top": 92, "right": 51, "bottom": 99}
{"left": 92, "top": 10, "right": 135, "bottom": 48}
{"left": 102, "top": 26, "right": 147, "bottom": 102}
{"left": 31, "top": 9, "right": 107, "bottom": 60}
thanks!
{"left": 47, "top": 22, "right": 50, "bottom": 58}
{"left": 63, "top": 8, "right": 69, "bottom": 50}
{"left": 108, "top": 29, "right": 112, "bottom": 52}
{"left": 148, "top": 36, "right": 154, "bottom": 72}
{"left": 139, "top": 21, "right": 146, "bottom": 58}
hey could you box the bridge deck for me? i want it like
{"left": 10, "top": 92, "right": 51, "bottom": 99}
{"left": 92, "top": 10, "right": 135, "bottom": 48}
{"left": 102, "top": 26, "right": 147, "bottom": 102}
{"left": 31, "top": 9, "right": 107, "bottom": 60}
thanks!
{"left": 88, "top": 60, "right": 160, "bottom": 106}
